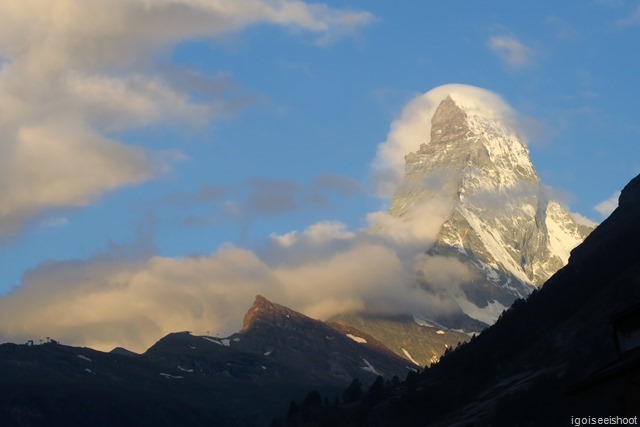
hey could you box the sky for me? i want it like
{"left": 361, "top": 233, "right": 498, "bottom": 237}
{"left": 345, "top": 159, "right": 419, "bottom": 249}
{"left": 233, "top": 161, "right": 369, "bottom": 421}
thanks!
{"left": 0, "top": 0, "right": 639, "bottom": 351}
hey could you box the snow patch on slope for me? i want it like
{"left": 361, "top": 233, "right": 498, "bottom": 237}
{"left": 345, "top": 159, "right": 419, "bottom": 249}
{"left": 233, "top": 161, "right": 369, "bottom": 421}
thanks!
{"left": 361, "top": 358, "right": 382, "bottom": 375}
{"left": 347, "top": 334, "right": 367, "bottom": 344}
{"left": 545, "top": 201, "right": 584, "bottom": 264}
{"left": 160, "top": 373, "right": 183, "bottom": 379}
{"left": 202, "top": 336, "right": 230, "bottom": 346}
{"left": 402, "top": 348, "right": 419, "bottom": 365}
{"left": 461, "top": 207, "right": 531, "bottom": 285}
{"left": 456, "top": 298, "right": 508, "bottom": 326}
{"left": 413, "top": 315, "right": 446, "bottom": 329}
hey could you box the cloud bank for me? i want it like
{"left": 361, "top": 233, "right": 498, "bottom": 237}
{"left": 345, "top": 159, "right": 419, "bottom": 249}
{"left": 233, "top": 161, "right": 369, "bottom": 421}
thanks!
{"left": 0, "top": 0, "right": 373, "bottom": 237}
{"left": 0, "top": 207, "right": 464, "bottom": 352}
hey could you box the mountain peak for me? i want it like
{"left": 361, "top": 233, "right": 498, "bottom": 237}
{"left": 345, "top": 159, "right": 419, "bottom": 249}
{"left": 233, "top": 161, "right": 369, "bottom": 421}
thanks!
{"left": 385, "top": 94, "right": 593, "bottom": 327}
{"left": 233, "top": 295, "right": 417, "bottom": 384}
{"left": 253, "top": 294, "right": 273, "bottom": 308}
{"left": 242, "top": 295, "right": 303, "bottom": 331}
{"left": 429, "top": 96, "right": 469, "bottom": 144}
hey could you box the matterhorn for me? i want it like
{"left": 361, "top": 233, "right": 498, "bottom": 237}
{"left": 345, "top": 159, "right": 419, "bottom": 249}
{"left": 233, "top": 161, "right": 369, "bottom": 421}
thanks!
{"left": 389, "top": 92, "right": 592, "bottom": 322}
{"left": 332, "top": 87, "right": 593, "bottom": 365}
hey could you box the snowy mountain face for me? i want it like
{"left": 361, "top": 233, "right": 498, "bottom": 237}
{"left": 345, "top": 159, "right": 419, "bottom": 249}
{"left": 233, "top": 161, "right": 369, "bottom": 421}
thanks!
{"left": 388, "top": 96, "right": 592, "bottom": 324}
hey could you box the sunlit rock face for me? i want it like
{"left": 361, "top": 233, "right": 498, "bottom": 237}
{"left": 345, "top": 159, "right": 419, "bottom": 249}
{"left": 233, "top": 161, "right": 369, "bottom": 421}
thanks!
{"left": 389, "top": 96, "right": 592, "bottom": 320}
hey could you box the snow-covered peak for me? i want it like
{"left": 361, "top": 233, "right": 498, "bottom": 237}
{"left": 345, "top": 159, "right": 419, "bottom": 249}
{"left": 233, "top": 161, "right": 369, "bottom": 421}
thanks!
{"left": 386, "top": 95, "right": 593, "bottom": 328}
{"left": 436, "top": 96, "right": 534, "bottom": 187}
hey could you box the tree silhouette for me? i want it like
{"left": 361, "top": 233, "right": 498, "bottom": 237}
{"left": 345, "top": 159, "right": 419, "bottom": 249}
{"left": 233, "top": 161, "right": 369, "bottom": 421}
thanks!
{"left": 343, "top": 378, "right": 363, "bottom": 403}
{"left": 303, "top": 390, "right": 322, "bottom": 407}
{"left": 286, "top": 401, "right": 298, "bottom": 420}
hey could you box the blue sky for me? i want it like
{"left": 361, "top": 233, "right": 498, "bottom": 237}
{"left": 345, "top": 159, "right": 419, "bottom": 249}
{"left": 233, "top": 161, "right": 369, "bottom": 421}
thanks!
{"left": 0, "top": 0, "right": 638, "bottom": 350}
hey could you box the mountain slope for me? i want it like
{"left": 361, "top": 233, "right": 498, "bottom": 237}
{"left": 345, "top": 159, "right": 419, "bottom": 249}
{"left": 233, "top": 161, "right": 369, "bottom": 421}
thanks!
{"left": 329, "top": 312, "right": 471, "bottom": 367}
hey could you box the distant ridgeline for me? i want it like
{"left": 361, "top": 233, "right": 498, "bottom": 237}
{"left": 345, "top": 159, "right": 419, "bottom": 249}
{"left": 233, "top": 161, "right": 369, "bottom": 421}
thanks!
{"left": 0, "top": 295, "right": 416, "bottom": 427}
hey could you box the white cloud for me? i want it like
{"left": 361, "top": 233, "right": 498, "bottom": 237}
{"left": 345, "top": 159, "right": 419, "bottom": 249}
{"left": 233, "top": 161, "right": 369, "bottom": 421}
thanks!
{"left": 0, "top": 0, "right": 374, "bottom": 237}
{"left": 413, "top": 254, "right": 474, "bottom": 293}
{"left": 488, "top": 35, "right": 535, "bottom": 68}
{"left": 66, "top": 74, "right": 213, "bottom": 131}
{"left": 0, "top": 121, "right": 158, "bottom": 235}
{"left": 268, "top": 221, "right": 354, "bottom": 251}
{"left": 366, "top": 198, "right": 453, "bottom": 247}
{"left": 569, "top": 212, "right": 598, "bottom": 228}
{"left": 371, "top": 84, "right": 523, "bottom": 198}
{"left": 594, "top": 191, "right": 620, "bottom": 218}
{"left": 270, "top": 230, "right": 299, "bottom": 247}
{"left": 0, "top": 236, "right": 415, "bottom": 352}
{"left": 293, "top": 221, "right": 355, "bottom": 244}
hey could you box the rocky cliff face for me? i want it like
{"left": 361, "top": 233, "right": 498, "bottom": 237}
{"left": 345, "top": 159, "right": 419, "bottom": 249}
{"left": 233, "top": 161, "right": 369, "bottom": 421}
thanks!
{"left": 389, "top": 96, "right": 592, "bottom": 322}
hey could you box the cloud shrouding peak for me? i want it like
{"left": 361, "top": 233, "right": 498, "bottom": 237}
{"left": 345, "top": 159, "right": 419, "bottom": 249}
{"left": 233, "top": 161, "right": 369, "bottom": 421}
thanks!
{"left": 488, "top": 35, "right": 535, "bottom": 68}
{"left": 0, "top": 0, "right": 374, "bottom": 237}
{"left": 371, "top": 84, "right": 522, "bottom": 198}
